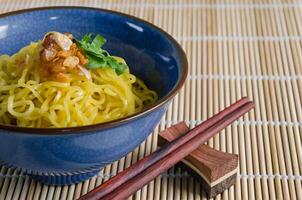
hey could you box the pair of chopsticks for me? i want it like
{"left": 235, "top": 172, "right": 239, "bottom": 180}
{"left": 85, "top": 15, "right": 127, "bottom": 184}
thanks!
{"left": 80, "top": 97, "right": 254, "bottom": 200}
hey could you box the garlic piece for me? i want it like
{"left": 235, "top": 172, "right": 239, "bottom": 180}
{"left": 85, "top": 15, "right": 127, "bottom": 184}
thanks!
{"left": 44, "top": 32, "right": 73, "bottom": 51}
{"left": 40, "top": 49, "right": 57, "bottom": 61}
{"left": 63, "top": 56, "right": 79, "bottom": 69}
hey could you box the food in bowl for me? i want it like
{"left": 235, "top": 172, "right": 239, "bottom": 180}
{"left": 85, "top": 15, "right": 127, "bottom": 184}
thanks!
{"left": 0, "top": 32, "right": 158, "bottom": 128}
{"left": 0, "top": 7, "right": 187, "bottom": 185}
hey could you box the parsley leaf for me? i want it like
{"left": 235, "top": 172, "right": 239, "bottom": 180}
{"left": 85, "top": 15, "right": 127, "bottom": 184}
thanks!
{"left": 75, "top": 33, "right": 127, "bottom": 75}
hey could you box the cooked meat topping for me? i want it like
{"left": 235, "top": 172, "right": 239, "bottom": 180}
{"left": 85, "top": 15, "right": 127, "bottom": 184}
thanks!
{"left": 44, "top": 32, "right": 73, "bottom": 51}
{"left": 63, "top": 56, "right": 79, "bottom": 69}
{"left": 40, "top": 49, "right": 57, "bottom": 62}
{"left": 76, "top": 51, "right": 88, "bottom": 65}
{"left": 40, "top": 32, "right": 89, "bottom": 82}
{"left": 64, "top": 32, "right": 74, "bottom": 40}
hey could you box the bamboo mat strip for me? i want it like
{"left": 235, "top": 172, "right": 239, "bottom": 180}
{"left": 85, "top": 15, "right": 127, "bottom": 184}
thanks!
{"left": 1, "top": 1, "right": 302, "bottom": 10}
{"left": 0, "top": 0, "right": 302, "bottom": 199}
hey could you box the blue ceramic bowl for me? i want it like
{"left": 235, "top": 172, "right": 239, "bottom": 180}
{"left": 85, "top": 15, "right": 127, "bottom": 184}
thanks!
{"left": 0, "top": 7, "right": 187, "bottom": 185}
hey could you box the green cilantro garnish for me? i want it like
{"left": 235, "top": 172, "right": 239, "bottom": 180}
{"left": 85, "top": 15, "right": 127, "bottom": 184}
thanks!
{"left": 75, "top": 33, "right": 127, "bottom": 75}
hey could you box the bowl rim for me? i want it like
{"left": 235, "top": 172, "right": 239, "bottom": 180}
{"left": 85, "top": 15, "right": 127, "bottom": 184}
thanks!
{"left": 0, "top": 6, "right": 188, "bottom": 135}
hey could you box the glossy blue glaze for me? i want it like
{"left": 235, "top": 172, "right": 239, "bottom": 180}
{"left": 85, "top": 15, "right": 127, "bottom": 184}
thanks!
{"left": 0, "top": 7, "right": 187, "bottom": 185}
{"left": 0, "top": 106, "right": 167, "bottom": 185}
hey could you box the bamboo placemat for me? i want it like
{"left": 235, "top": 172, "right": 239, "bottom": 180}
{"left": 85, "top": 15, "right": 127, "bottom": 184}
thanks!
{"left": 0, "top": 0, "right": 302, "bottom": 199}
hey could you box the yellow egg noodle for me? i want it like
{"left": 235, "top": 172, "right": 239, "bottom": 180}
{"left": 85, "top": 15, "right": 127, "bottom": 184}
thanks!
{"left": 0, "top": 42, "right": 157, "bottom": 127}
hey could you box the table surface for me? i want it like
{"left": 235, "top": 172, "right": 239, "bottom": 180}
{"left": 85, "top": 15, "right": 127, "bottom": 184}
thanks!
{"left": 0, "top": 0, "right": 302, "bottom": 199}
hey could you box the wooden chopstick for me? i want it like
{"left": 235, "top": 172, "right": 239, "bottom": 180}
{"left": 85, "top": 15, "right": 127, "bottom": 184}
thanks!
{"left": 80, "top": 97, "right": 254, "bottom": 200}
{"left": 80, "top": 97, "right": 249, "bottom": 198}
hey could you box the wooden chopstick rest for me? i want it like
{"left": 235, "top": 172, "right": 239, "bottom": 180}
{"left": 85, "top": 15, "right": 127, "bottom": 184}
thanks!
{"left": 80, "top": 98, "right": 253, "bottom": 200}
{"left": 158, "top": 122, "right": 238, "bottom": 198}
